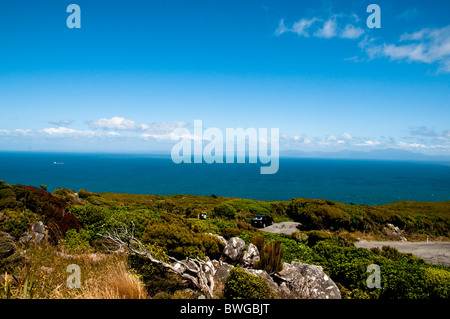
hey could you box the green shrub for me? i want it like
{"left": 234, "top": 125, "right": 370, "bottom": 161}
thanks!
{"left": 142, "top": 214, "right": 224, "bottom": 259}
{"left": 77, "top": 189, "right": 99, "bottom": 199}
{"left": 311, "top": 240, "right": 450, "bottom": 299}
{"left": 241, "top": 232, "right": 316, "bottom": 264}
{"left": 64, "top": 229, "right": 91, "bottom": 253}
{"left": 220, "top": 227, "right": 242, "bottom": 239}
{"left": 212, "top": 203, "right": 236, "bottom": 220}
{"left": 128, "top": 243, "right": 185, "bottom": 297}
{"left": 424, "top": 267, "right": 450, "bottom": 298}
{"left": 0, "top": 209, "right": 40, "bottom": 238}
{"left": 224, "top": 267, "right": 274, "bottom": 299}
{"left": 11, "top": 185, "right": 81, "bottom": 241}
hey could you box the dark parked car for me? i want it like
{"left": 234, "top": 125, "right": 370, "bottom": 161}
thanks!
{"left": 251, "top": 215, "right": 274, "bottom": 228}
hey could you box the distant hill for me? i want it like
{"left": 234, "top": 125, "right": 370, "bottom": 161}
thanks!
{"left": 280, "top": 148, "right": 450, "bottom": 161}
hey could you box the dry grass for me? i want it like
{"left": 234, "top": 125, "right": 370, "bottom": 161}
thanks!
{"left": 74, "top": 258, "right": 147, "bottom": 299}
{"left": 12, "top": 243, "right": 148, "bottom": 299}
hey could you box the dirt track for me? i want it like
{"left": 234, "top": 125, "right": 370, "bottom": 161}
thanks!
{"left": 355, "top": 241, "right": 450, "bottom": 266}
{"left": 259, "top": 222, "right": 301, "bottom": 235}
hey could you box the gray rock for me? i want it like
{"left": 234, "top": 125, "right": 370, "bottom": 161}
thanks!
{"left": 19, "top": 232, "right": 33, "bottom": 244}
{"left": 0, "top": 231, "right": 25, "bottom": 267}
{"left": 386, "top": 223, "right": 407, "bottom": 241}
{"left": 31, "top": 222, "right": 46, "bottom": 243}
{"left": 0, "top": 231, "right": 16, "bottom": 259}
{"left": 214, "top": 263, "right": 233, "bottom": 283}
{"left": 275, "top": 262, "right": 341, "bottom": 299}
{"left": 220, "top": 237, "right": 245, "bottom": 265}
{"left": 243, "top": 268, "right": 279, "bottom": 293}
{"left": 242, "top": 243, "right": 260, "bottom": 268}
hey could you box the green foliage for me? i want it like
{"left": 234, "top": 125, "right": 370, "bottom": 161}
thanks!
{"left": 77, "top": 189, "right": 99, "bottom": 199}
{"left": 212, "top": 203, "right": 236, "bottom": 220}
{"left": 142, "top": 214, "right": 225, "bottom": 259}
{"left": 243, "top": 232, "right": 316, "bottom": 264}
{"left": 224, "top": 267, "right": 274, "bottom": 299}
{"left": 2, "top": 185, "right": 81, "bottom": 241}
{"left": 311, "top": 240, "right": 450, "bottom": 299}
{"left": 0, "top": 209, "right": 40, "bottom": 238}
{"left": 128, "top": 243, "right": 185, "bottom": 297}
{"left": 220, "top": 227, "right": 242, "bottom": 239}
{"left": 286, "top": 198, "right": 450, "bottom": 237}
{"left": 424, "top": 267, "right": 450, "bottom": 298}
{"left": 64, "top": 229, "right": 91, "bottom": 253}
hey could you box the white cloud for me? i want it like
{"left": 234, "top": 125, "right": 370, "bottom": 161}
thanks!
{"left": 40, "top": 127, "right": 95, "bottom": 137}
{"left": 362, "top": 25, "right": 450, "bottom": 73}
{"left": 340, "top": 24, "right": 365, "bottom": 39}
{"left": 140, "top": 121, "right": 188, "bottom": 134}
{"left": 276, "top": 14, "right": 364, "bottom": 40}
{"left": 13, "top": 129, "right": 32, "bottom": 135}
{"left": 275, "top": 19, "right": 288, "bottom": 36}
{"left": 341, "top": 132, "right": 353, "bottom": 140}
{"left": 89, "top": 116, "right": 138, "bottom": 131}
{"left": 356, "top": 140, "right": 381, "bottom": 147}
{"left": 0, "top": 129, "right": 11, "bottom": 136}
{"left": 292, "top": 18, "right": 318, "bottom": 37}
{"left": 315, "top": 19, "right": 337, "bottom": 38}
{"left": 327, "top": 135, "right": 337, "bottom": 141}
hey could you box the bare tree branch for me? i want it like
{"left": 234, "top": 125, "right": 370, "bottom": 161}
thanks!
{"left": 97, "top": 222, "right": 216, "bottom": 299}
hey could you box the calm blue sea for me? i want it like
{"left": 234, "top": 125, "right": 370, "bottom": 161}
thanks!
{"left": 0, "top": 152, "right": 449, "bottom": 205}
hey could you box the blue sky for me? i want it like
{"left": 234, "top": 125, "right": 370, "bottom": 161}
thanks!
{"left": 0, "top": 0, "right": 449, "bottom": 155}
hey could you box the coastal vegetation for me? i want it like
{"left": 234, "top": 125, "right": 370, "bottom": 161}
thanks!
{"left": 0, "top": 180, "right": 449, "bottom": 299}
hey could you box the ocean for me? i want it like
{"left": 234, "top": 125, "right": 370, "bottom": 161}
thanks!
{"left": 0, "top": 152, "right": 449, "bottom": 205}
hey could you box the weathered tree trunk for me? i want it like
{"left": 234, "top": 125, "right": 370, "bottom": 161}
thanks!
{"left": 97, "top": 222, "right": 216, "bottom": 299}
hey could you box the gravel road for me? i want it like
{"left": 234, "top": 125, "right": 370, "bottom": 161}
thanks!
{"left": 355, "top": 241, "right": 450, "bottom": 266}
{"left": 259, "top": 222, "right": 301, "bottom": 235}
{"left": 260, "top": 222, "right": 450, "bottom": 267}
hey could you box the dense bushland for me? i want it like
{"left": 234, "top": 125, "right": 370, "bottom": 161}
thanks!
{"left": 0, "top": 180, "right": 449, "bottom": 299}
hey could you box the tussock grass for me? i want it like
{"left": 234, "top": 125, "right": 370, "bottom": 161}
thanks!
{"left": 13, "top": 243, "right": 147, "bottom": 299}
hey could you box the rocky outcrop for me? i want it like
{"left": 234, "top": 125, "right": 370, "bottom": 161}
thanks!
{"left": 213, "top": 238, "right": 341, "bottom": 299}
{"left": 19, "top": 221, "right": 47, "bottom": 244}
{"left": 241, "top": 243, "right": 260, "bottom": 268}
{"left": 0, "top": 232, "right": 16, "bottom": 259}
{"left": 220, "top": 237, "right": 245, "bottom": 265}
{"left": 0, "top": 231, "right": 25, "bottom": 270}
{"left": 243, "top": 268, "right": 279, "bottom": 293}
{"left": 275, "top": 262, "right": 341, "bottom": 299}
{"left": 385, "top": 223, "right": 407, "bottom": 241}
{"left": 31, "top": 222, "right": 46, "bottom": 243}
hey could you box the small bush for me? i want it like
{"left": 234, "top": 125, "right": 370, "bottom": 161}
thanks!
{"left": 0, "top": 209, "right": 40, "bottom": 238}
{"left": 250, "top": 235, "right": 265, "bottom": 252}
{"left": 255, "top": 240, "right": 284, "bottom": 274}
{"left": 224, "top": 267, "right": 274, "bottom": 299}
{"left": 64, "top": 229, "right": 91, "bottom": 253}
{"left": 128, "top": 243, "right": 185, "bottom": 297}
{"left": 77, "top": 189, "right": 99, "bottom": 199}
{"left": 142, "top": 214, "right": 225, "bottom": 259}
{"left": 212, "top": 203, "right": 236, "bottom": 220}
{"left": 220, "top": 227, "right": 242, "bottom": 239}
